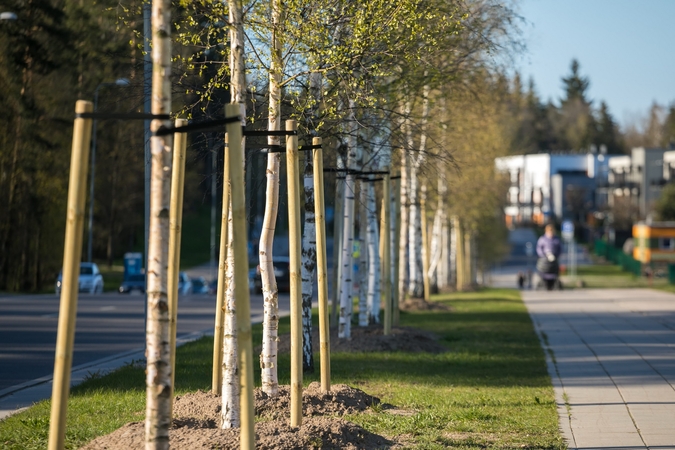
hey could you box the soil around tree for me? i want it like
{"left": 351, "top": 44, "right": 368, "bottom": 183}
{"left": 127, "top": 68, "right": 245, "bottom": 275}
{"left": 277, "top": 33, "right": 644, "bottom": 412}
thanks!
{"left": 80, "top": 327, "right": 444, "bottom": 449}
{"left": 80, "top": 383, "right": 402, "bottom": 449}
{"left": 271, "top": 324, "right": 449, "bottom": 355}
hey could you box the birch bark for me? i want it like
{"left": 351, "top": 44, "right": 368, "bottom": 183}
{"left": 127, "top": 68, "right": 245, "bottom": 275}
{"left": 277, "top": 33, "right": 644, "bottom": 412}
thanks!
{"left": 300, "top": 69, "right": 321, "bottom": 372}
{"left": 145, "top": 0, "right": 172, "bottom": 447}
{"left": 407, "top": 84, "right": 430, "bottom": 298}
{"left": 397, "top": 102, "right": 411, "bottom": 305}
{"left": 221, "top": 0, "right": 247, "bottom": 428}
{"left": 338, "top": 101, "right": 358, "bottom": 339}
{"left": 301, "top": 149, "right": 316, "bottom": 372}
{"left": 358, "top": 181, "right": 368, "bottom": 326}
{"left": 259, "top": 0, "right": 282, "bottom": 395}
{"left": 366, "top": 181, "right": 380, "bottom": 323}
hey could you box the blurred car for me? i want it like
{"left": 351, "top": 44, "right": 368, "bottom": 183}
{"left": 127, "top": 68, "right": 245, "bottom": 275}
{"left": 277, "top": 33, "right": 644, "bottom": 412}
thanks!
{"left": 251, "top": 256, "right": 290, "bottom": 294}
{"left": 178, "top": 271, "right": 192, "bottom": 295}
{"left": 118, "top": 273, "right": 146, "bottom": 294}
{"left": 55, "top": 262, "right": 104, "bottom": 295}
{"left": 190, "top": 276, "right": 209, "bottom": 295}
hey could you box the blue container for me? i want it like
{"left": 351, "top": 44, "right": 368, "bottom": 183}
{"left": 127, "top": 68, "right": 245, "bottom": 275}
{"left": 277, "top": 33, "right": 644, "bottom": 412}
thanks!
{"left": 124, "top": 252, "right": 143, "bottom": 280}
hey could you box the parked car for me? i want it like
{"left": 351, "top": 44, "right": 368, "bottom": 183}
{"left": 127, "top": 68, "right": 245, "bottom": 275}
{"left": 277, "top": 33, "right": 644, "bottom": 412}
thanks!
{"left": 190, "top": 276, "right": 209, "bottom": 295}
{"left": 251, "top": 256, "right": 290, "bottom": 294}
{"left": 178, "top": 272, "right": 192, "bottom": 295}
{"left": 118, "top": 273, "right": 146, "bottom": 294}
{"left": 55, "top": 262, "right": 104, "bottom": 295}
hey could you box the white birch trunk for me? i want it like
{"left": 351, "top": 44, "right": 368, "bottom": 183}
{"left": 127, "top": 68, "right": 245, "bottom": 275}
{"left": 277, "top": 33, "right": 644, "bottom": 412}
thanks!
{"left": 301, "top": 150, "right": 316, "bottom": 372}
{"left": 259, "top": 0, "right": 282, "bottom": 396}
{"left": 221, "top": 0, "right": 246, "bottom": 428}
{"left": 397, "top": 102, "right": 411, "bottom": 305}
{"left": 338, "top": 101, "right": 358, "bottom": 339}
{"left": 439, "top": 212, "right": 449, "bottom": 289}
{"left": 145, "top": 1, "right": 172, "bottom": 447}
{"left": 331, "top": 154, "right": 344, "bottom": 328}
{"left": 366, "top": 181, "right": 380, "bottom": 323}
{"left": 407, "top": 84, "right": 430, "bottom": 298}
{"left": 358, "top": 181, "right": 368, "bottom": 327}
{"left": 300, "top": 70, "right": 321, "bottom": 372}
{"left": 429, "top": 173, "right": 446, "bottom": 291}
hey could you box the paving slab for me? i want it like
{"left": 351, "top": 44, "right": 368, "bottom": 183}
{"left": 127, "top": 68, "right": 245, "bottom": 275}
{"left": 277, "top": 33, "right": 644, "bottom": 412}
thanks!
{"left": 523, "top": 288, "right": 675, "bottom": 449}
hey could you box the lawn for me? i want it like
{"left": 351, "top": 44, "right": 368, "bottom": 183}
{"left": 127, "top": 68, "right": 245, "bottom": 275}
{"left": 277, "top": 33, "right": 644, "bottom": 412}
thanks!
{"left": 0, "top": 289, "right": 564, "bottom": 449}
{"left": 562, "top": 263, "right": 669, "bottom": 289}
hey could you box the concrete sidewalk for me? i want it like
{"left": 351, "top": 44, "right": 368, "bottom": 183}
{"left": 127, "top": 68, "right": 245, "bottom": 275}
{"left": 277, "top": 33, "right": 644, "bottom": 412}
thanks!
{"left": 523, "top": 289, "right": 675, "bottom": 449}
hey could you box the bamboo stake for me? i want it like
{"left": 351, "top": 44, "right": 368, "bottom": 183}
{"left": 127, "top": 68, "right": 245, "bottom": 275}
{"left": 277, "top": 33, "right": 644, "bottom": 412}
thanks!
{"left": 48, "top": 100, "right": 93, "bottom": 450}
{"left": 286, "top": 120, "right": 303, "bottom": 426}
{"left": 168, "top": 119, "right": 188, "bottom": 408}
{"left": 393, "top": 178, "right": 400, "bottom": 326}
{"left": 312, "top": 137, "right": 331, "bottom": 392}
{"left": 225, "top": 104, "right": 254, "bottom": 449}
{"left": 212, "top": 133, "right": 230, "bottom": 394}
{"left": 382, "top": 174, "right": 392, "bottom": 335}
{"left": 421, "top": 185, "right": 430, "bottom": 302}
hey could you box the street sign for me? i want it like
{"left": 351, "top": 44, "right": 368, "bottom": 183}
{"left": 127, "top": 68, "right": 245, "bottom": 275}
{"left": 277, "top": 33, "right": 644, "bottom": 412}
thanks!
{"left": 562, "top": 220, "right": 574, "bottom": 241}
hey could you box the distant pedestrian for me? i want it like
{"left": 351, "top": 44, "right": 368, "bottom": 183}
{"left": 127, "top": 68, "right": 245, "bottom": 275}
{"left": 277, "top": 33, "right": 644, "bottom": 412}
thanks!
{"left": 517, "top": 271, "right": 525, "bottom": 289}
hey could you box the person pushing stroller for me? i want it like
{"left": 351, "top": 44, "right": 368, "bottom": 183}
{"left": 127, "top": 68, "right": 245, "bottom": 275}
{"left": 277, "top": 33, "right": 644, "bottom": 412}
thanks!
{"left": 536, "top": 224, "right": 562, "bottom": 290}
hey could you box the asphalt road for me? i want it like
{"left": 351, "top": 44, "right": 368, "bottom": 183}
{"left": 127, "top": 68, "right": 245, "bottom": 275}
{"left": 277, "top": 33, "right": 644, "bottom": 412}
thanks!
{"left": 0, "top": 291, "right": 290, "bottom": 392}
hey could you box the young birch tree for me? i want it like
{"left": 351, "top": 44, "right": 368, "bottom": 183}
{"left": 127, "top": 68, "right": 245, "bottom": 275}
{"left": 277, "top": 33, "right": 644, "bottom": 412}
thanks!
{"left": 221, "top": 0, "right": 247, "bottom": 428}
{"left": 145, "top": 0, "right": 172, "bottom": 447}
{"left": 259, "top": 0, "right": 283, "bottom": 396}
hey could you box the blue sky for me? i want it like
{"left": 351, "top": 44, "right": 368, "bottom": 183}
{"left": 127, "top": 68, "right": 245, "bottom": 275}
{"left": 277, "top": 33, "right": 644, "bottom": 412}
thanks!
{"left": 515, "top": 0, "right": 675, "bottom": 130}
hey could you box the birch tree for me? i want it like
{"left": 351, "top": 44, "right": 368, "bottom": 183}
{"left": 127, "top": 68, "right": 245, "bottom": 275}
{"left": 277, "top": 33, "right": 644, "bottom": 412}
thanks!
{"left": 259, "top": 0, "right": 283, "bottom": 396}
{"left": 221, "top": 0, "right": 247, "bottom": 429}
{"left": 145, "top": 0, "right": 172, "bottom": 447}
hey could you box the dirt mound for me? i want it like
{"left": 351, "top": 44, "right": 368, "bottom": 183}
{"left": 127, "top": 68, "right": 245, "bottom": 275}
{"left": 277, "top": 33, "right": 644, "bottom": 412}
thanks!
{"left": 81, "top": 385, "right": 397, "bottom": 450}
{"left": 255, "top": 382, "right": 379, "bottom": 420}
{"left": 81, "top": 416, "right": 397, "bottom": 449}
{"left": 400, "top": 297, "right": 453, "bottom": 312}
{"left": 272, "top": 324, "right": 448, "bottom": 354}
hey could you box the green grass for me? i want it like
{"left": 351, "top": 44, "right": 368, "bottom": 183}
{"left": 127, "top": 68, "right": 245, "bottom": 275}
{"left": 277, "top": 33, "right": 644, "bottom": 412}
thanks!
{"left": 562, "top": 263, "right": 669, "bottom": 289}
{"left": 0, "top": 289, "right": 564, "bottom": 449}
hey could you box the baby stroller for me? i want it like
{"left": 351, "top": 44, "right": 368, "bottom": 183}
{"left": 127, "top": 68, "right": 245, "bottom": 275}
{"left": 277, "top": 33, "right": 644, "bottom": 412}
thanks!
{"left": 535, "top": 255, "right": 562, "bottom": 290}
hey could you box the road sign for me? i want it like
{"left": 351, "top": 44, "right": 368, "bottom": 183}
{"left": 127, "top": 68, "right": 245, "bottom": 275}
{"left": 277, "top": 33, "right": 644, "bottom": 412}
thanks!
{"left": 562, "top": 220, "right": 574, "bottom": 241}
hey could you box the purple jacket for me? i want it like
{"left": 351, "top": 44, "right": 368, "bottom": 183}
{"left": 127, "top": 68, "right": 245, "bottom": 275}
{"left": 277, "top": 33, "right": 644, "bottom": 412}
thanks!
{"left": 536, "top": 234, "right": 561, "bottom": 259}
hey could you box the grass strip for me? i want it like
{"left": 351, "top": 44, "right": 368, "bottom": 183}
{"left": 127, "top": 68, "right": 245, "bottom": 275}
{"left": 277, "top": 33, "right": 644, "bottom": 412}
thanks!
{"left": 0, "top": 289, "right": 564, "bottom": 449}
{"left": 564, "top": 263, "right": 668, "bottom": 289}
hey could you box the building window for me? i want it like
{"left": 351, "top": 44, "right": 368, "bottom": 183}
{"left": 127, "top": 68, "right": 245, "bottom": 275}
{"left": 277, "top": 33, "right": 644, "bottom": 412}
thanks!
{"left": 658, "top": 238, "right": 674, "bottom": 250}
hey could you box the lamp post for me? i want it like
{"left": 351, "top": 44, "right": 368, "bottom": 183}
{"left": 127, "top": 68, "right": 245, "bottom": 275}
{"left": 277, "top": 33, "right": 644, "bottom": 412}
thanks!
{"left": 87, "top": 78, "right": 131, "bottom": 263}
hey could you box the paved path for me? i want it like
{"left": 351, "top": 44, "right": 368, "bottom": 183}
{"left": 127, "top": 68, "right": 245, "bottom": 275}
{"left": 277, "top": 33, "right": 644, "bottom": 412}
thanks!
{"left": 523, "top": 289, "right": 675, "bottom": 449}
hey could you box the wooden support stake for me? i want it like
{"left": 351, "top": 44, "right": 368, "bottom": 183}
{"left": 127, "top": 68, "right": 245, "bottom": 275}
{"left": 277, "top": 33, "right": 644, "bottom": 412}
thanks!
{"left": 382, "top": 174, "right": 392, "bottom": 335}
{"left": 168, "top": 119, "right": 188, "bottom": 408}
{"left": 225, "top": 104, "right": 254, "bottom": 449}
{"left": 392, "top": 179, "right": 401, "bottom": 326}
{"left": 48, "top": 100, "right": 93, "bottom": 450}
{"left": 421, "top": 185, "right": 430, "bottom": 302}
{"left": 212, "top": 133, "right": 230, "bottom": 394}
{"left": 312, "top": 137, "right": 331, "bottom": 392}
{"left": 286, "top": 120, "right": 303, "bottom": 426}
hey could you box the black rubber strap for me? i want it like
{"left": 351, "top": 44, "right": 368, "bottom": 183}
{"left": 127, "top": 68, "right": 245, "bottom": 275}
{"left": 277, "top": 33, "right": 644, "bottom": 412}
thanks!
{"left": 298, "top": 144, "right": 323, "bottom": 151}
{"left": 243, "top": 130, "right": 297, "bottom": 137}
{"left": 75, "top": 112, "right": 171, "bottom": 121}
{"left": 154, "top": 117, "right": 242, "bottom": 136}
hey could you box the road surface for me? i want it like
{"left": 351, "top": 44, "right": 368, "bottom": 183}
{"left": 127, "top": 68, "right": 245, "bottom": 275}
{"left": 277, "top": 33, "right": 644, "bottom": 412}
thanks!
{"left": 0, "top": 291, "right": 289, "bottom": 393}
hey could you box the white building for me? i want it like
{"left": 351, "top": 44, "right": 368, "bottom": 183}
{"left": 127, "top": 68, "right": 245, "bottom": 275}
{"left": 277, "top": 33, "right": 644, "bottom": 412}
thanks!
{"left": 495, "top": 153, "right": 615, "bottom": 226}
